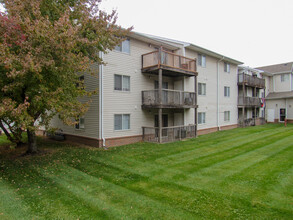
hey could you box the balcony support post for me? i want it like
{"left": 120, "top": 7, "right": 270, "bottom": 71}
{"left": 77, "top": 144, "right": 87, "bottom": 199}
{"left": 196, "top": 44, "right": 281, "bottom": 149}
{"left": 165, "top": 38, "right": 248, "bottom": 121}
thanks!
{"left": 158, "top": 67, "right": 163, "bottom": 143}
{"left": 194, "top": 72, "right": 198, "bottom": 137}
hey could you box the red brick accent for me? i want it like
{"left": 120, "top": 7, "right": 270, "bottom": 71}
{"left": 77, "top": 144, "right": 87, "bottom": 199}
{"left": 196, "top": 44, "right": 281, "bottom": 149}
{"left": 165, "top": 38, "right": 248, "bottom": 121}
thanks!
{"left": 98, "top": 135, "right": 143, "bottom": 148}
{"left": 58, "top": 133, "right": 142, "bottom": 148}
{"left": 197, "top": 127, "right": 218, "bottom": 136}
{"left": 286, "top": 119, "right": 293, "bottom": 123}
{"left": 63, "top": 134, "right": 99, "bottom": 147}
{"left": 197, "top": 124, "right": 238, "bottom": 136}
{"left": 274, "top": 119, "right": 279, "bottom": 123}
{"left": 221, "top": 124, "right": 238, "bottom": 130}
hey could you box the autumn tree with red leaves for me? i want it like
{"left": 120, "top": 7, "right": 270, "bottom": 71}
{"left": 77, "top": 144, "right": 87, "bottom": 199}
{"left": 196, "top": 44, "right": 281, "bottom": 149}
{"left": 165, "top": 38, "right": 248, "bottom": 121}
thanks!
{"left": 0, "top": 0, "right": 131, "bottom": 153}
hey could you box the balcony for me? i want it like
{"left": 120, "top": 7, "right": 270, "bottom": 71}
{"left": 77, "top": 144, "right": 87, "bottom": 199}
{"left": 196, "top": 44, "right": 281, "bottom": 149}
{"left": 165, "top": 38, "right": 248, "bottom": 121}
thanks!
{"left": 142, "top": 124, "right": 197, "bottom": 143}
{"left": 142, "top": 49, "right": 198, "bottom": 77}
{"left": 238, "top": 117, "right": 265, "bottom": 127}
{"left": 238, "top": 73, "right": 265, "bottom": 88}
{"left": 142, "top": 89, "right": 197, "bottom": 109}
{"left": 238, "top": 96, "right": 262, "bottom": 107}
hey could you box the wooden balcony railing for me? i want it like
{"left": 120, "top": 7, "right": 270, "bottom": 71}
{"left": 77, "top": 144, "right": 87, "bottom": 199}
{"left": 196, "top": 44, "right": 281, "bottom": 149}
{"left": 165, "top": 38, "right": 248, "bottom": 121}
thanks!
{"left": 238, "top": 117, "right": 265, "bottom": 127}
{"left": 142, "top": 124, "right": 197, "bottom": 143}
{"left": 238, "top": 73, "right": 265, "bottom": 88}
{"left": 142, "top": 50, "right": 197, "bottom": 76}
{"left": 142, "top": 89, "right": 197, "bottom": 108}
{"left": 238, "top": 96, "right": 261, "bottom": 107}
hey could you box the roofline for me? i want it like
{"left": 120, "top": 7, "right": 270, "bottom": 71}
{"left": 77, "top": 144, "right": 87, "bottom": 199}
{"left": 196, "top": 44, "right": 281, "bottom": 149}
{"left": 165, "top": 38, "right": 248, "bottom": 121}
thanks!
{"left": 132, "top": 31, "right": 243, "bottom": 65}
{"left": 266, "top": 96, "right": 293, "bottom": 100}
{"left": 128, "top": 32, "right": 180, "bottom": 51}
{"left": 186, "top": 44, "right": 243, "bottom": 65}
{"left": 238, "top": 65, "right": 264, "bottom": 73}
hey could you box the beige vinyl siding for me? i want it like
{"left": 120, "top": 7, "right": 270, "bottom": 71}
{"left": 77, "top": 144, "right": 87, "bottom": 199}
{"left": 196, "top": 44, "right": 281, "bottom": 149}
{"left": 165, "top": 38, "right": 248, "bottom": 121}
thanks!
{"left": 103, "top": 38, "right": 163, "bottom": 138}
{"left": 50, "top": 68, "right": 99, "bottom": 139}
{"left": 274, "top": 74, "right": 291, "bottom": 92}
{"left": 185, "top": 48, "right": 238, "bottom": 129}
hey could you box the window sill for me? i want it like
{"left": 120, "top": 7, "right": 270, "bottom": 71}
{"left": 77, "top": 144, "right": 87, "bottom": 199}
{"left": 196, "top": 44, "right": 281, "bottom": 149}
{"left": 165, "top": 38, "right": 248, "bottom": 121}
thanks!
{"left": 113, "top": 50, "right": 131, "bottom": 56}
{"left": 114, "top": 129, "right": 131, "bottom": 132}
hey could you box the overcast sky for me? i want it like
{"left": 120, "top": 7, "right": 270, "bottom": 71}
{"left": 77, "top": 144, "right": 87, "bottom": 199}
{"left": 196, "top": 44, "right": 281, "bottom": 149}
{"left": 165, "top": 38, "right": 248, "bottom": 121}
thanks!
{"left": 100, "top": 0, "right": 293, "bottom": 67}
{"left": 1, "top": 1, "right": 292, "bottom": 67}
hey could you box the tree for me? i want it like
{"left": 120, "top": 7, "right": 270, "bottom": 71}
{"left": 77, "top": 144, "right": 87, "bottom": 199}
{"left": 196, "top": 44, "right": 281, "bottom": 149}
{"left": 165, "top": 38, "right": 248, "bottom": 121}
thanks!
{"left": 0, "top": 0, "right": 131, "bottom": 153}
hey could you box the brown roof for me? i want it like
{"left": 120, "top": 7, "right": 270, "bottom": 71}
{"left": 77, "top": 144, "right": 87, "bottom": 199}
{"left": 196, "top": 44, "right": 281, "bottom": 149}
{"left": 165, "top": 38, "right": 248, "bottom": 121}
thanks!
{"left": 266, "top": 91, "right": 293, "bottom": 100}
{"left": 256, "top": 62, "right": 293, "bottom": 74}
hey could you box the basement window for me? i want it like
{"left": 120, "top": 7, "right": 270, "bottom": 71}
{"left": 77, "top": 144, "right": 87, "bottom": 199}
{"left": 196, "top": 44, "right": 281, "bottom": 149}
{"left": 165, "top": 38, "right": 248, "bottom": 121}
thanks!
{"left": 75, "top": 117, "right": 85, "bottom": 129}
{"left": 198, "top": 112, "right": 206, "bottom": 124}
{"left": 114, "top": 114, "right": 130, "bottom": 130}
{"left": 224, "top": 111, "right": 230, "bottom": 121}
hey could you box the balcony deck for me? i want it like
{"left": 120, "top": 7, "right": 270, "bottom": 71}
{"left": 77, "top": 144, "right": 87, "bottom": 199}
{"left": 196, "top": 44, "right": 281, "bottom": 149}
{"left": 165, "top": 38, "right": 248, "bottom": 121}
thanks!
{"left": 238, "top": 117, "right": 266, "bottom": 127}
{"left": 238, "top": 96, "right": 262, "bottom": 107}
{"left": 142, "top": 50, "right": 198, "bottom": 77}
{"left": 238, "top": 73, "right": 265, "bottom": 88}
{"left": 142, "top": 124, "right": 197, "bottom": 143}
{"left": 142, "top": 89, "right": 197, "bottom": 109}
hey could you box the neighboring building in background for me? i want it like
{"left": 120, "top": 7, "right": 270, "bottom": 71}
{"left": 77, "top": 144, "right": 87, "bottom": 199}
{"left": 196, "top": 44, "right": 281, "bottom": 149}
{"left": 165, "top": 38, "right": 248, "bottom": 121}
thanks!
{"left": 50, "top": 32, "right": 243, "bottom": 147}
{"left": 237, "top": 66, "right": 266, "bottom": 127}
{"left": 256, "top": 62, "right": 293, "bottom": 123}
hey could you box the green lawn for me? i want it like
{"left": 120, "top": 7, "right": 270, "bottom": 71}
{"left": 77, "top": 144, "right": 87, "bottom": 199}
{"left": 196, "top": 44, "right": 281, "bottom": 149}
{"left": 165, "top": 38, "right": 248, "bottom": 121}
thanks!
{"left": 0, "top": 124, "right": 293, "bottom": 219}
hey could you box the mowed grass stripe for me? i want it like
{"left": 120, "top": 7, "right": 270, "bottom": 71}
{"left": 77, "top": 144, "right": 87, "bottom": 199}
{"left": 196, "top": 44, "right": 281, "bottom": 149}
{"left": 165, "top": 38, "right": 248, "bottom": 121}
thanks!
{"left": 0, "top": 124, "right": 292, "bottom": 219}
{"left": 41, "top": 165, "right": 198, "bottom": 220}
{"left": 152, "top": 125, "right": 284, "bottom": 166}
{"left": 170, "top": 128, "right": 293, "bottom": 174}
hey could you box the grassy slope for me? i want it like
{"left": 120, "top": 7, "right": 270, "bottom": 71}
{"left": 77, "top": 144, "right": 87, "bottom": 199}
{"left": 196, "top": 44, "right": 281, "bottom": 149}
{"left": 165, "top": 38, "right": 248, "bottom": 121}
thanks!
{"left": 0, "top": 124, "right": 292, "bottom": 219}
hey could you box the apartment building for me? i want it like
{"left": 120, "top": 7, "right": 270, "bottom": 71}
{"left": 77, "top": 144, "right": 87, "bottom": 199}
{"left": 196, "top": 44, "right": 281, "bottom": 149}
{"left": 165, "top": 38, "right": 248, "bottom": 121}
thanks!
{"left": 51, "top": 32, "right": 243, "bottom": 147}
{"left": 256, "top": 62, "right": 293, "bottom": 123}
{"left": 237, "top": 66, "right": 266, "bottom": 127}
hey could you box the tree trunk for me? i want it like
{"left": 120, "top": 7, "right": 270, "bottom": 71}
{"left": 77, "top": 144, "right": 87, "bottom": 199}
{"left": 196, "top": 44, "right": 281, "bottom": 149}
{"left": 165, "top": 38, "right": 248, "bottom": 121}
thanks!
{"left": 27, "top": 129, "right": 38, "bottom": 154}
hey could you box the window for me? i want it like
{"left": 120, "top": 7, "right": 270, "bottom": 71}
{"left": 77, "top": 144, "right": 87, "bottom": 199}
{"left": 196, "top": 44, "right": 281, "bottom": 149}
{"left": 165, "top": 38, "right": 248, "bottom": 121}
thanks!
{"left": 75, "top": 117, "right": 85, "bottom": 129}
{"left": 198, "top": 83, "right": 206, "bottom": 95}
{"left": 114, "top": 114, "right": 130, "bottom": 130}
{"left": 224, "top": 111, "right": 230, "bottom": 121}
{"left": 198, "top": 112, "right": 206, "bottom": 124}
{"left": 114, "top": 74, "right": 130, "bottom": 91}
{"left": 224, "top": 62, "right": 230, "bottom": 73}
{"left": 76, "top": 75, "right": 84, "bottom": 88}
{"left": 281, "top": 74, "right": 289, "bottom": 82}
{"left": 115, "top": 39, "right": 130, "bottom": 54}
{"left": 198, "top": 54, "right": 206, "bottom": 67}
{"left": 224, "top": 86, "right": 230, "bottom": 97}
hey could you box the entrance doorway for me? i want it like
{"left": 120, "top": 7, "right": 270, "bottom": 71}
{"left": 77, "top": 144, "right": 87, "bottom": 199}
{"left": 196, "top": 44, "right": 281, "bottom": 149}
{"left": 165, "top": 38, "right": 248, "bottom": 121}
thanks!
{"left": 280, "top": 108, "right": 286, "bottom": 122}
{"left": 155, "top": 114, "right": 168, "bottom": 137}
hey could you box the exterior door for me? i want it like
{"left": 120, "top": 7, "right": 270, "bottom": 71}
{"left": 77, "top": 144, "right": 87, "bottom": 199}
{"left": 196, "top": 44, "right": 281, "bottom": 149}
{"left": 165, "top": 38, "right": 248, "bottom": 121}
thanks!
{"left": 280, "top": 108, "right": 286, "bottom": 122}
{"left": 155, "top": 114, "right": 168, "bottom": 137}
{"left": 267, "top": 109, "right": 274, "bottom": 122}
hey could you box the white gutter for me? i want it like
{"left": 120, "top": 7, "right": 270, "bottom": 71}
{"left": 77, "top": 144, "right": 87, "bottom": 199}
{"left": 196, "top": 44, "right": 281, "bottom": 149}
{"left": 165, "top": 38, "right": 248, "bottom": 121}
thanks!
{"left": 98, "top": 51, "right": 105, "bottom": 147}
{"left": 285, "top": 99, "right": 288, "bottom": 119}
{"left": 273, "top": 75, "right": 275, "bottom": 92}
{"left": 217, "top": 56, "right": 225, "bottom": 130}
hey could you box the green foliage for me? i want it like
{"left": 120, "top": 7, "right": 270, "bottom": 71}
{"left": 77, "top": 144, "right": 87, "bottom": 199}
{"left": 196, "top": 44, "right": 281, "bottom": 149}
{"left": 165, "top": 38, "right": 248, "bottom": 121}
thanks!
{"left": 0, "top": 124, "right": 292, "bottom": 218}
{"left": 0, "top": 0, "right": 131, "bottom": 150}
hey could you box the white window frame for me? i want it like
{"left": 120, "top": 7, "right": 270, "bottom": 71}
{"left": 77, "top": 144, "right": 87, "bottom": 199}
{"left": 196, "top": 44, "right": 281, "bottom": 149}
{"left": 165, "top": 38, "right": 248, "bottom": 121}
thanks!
{"left": 75, "top": 117, "right": 85, "bottom": 130}
{"left": 198, "top": 83, "right": 206, "bottom": 95}
{"left": 114, "top": 74, "right": 130, "bottom": 91}
{"left": 114, "top": 114, "right": 130, "bottom": 131}
{"left": 198, "top": 54, "right": 206, "bottom": 67}
{"left": 281, "top": 74, "right": 289, "bottom": 82}
{"left": 198, "top": 112, "right": 206, "bottom": 124}
{"left": 224, "top": 86, "right": 230, "bottom": 97}
{"left": 224, "top": 62, "right": 230, "bottom": 73}
{"left": 114, "top": 39, "right": 130, "bottom": 54}
{"left": 224, "top": 111, "right": 230, "bottom": 121}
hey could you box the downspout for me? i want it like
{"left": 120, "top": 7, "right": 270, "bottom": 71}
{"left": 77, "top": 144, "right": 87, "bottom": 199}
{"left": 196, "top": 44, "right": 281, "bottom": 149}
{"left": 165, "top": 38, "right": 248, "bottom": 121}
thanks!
{"left": 217, "top": 56, "right": 225, "bottom": 130}
{"left": 99, "top": 51, "right": 106, "bottom": 148}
